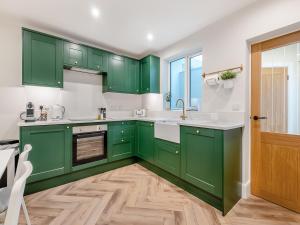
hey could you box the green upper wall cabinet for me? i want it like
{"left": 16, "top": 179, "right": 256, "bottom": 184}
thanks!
{"left": 22, "top": 30, "right": 63, "bottom": 88}
{"left": 64, "top": 41, "right": 88, "bottom": 68}
{"left": 87, "top": 48, "right": 108, "bottom": 73}
{"left": 126, "top": 58, "right": 140, "bottom": 94}
{"left": 105, "top": 54, "right": 127, "bottom": 92}
{"left": 140, "top": 55, "right": 160, "bottom": 94}
{"left": 136, "top": 121, "right": 155, "bottom": 163}
{"left": 180, "top": 126, "right": 223, "bottom": 198}
{"left": 22, "top": 28, "right": 159, "bottom": 93}
{"left": 20, "top": 125, "right": 72, "bottom": 183}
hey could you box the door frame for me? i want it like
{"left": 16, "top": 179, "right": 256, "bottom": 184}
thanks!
{"left": 251, "top": 30, "right": 300, "bottom": 210}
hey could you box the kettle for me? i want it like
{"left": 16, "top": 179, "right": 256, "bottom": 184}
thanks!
{"left": 50, "top": 104, "right": 65, "bottom": 120}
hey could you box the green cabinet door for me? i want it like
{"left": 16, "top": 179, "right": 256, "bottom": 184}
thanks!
{"left": 107, "top": 54, "right": 127, "bottom": 92}
{"left": 127, "top": 58, "right": 140, "bottom": 94}
{"left": 20, "top": 125, "right": 72, "bottom": 183}
{"left": 108, "top": 122, "right": 135, "bottom": 161}
{"left": 180, "top": 126, "right": 223, "bottom": 198}
{"left": 154, "top": 139, "right": 180, "bottom": 176}
{"left": 64, "top": 41, "right": 88, "bottom": 68}
{"left": 140, "top": 57, "right": 150, "bottom": 93}
{"left": 22, "top": 30, "right": 63, "bottom": 88}
{"left": 140, "top": 55, "right": 160, "bottom": 94}
{"left": 87, "top": 47, "right": 108, "bottom": 73}
{"left": 136, "top": 121, "right": 154, "bottom": 162}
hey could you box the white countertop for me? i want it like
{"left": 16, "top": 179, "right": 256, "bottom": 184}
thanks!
{"left": 18, "top": 117, "right": 244, "bottom": 130}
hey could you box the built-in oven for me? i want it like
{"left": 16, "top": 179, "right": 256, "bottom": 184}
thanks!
{"left": 72, "top": 124, "right": 107, "bottom": 166}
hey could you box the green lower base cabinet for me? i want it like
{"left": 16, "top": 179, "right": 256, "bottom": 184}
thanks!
{"left": 108, "top": 121, "right": 135, "bottom": 161}
{"left": 20, "top": 125, "right": 72, "bottom": 183}
{"left": 180, "top": 126, "right": 242, "bottom": 215}
{"left": 154, "top": 138, "right": 180, "bottom": 176}
{"left": 20, "top": 122, "right": 242, "bottom": 215}
{"left": 136, "top": 121, "right": 154, "bottom": 163}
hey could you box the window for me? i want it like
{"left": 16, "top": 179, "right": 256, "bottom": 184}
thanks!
{"left": 169, "top": 53, "right": 203, "bottom": 110}
{"left": 170, "top": 58, "right": 186, "bottom": 109}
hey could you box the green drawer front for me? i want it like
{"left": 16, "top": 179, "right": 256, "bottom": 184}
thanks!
{"left": 182, "top": 126, "right": 215, "bottom": 137}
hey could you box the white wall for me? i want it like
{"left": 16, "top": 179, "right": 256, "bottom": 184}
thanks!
{"left": 149, "top": 0, "right": 300, "bottom": 197}
{"left": 0, "top": 15, "right": 142, "bottom": 140}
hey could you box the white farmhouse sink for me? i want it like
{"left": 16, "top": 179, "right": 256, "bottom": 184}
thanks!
{"left": 154, "top": 120, "right": 180, "bottom": 143}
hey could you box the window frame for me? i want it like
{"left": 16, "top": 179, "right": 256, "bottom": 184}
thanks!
{"left": 169, "top": 52, "right": 202, "bottom": 111}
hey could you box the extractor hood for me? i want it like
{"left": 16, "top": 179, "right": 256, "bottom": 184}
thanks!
{"left": 63, "top": 65, "right": 107, "bottom": 75}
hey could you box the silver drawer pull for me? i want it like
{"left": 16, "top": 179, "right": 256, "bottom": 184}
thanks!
{"left": 196, "top": 130, "right": 200, "bottom": 134}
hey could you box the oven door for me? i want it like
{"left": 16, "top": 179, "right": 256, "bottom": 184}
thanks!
{"left": 72, "top": 131, "right": 107, "bottom": 166}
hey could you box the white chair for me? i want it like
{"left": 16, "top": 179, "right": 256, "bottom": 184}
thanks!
{"left": 3, "top": 161, "right": 33, "bottom": 225}
{"left": 0, "top": 144, "right": 32, "bottom": 224}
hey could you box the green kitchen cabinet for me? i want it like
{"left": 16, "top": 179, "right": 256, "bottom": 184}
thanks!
{"left": 103, "top": 54, "right": 127, "bottom": 92}
{"left": 140, "top": 55, "right": 160, "bottom": 94}
{"left": 136, "top": 121, "right": 155, "bottom": 162}
{"left": 22, "top": 29, "right": 63, "bottom": 88}
{"left": 64, "top": 41, "right": 88, "bottom": 68}
{"left": 88, "top": 47, "right": 108, "bottom": 73}
{"left": 154, "top": 139, "right": 180, "bottom": 176}
{"left": 108, "top": 121, "right": 135, "bottom": 161}
{"left": 126, "top": 58, "right": 140, "bottom": 94}
{"left": 180, "top": 126, "right": 223, "bottom": 198}
{"left": 20, "top": 125, "right": 72, "bottom": 183}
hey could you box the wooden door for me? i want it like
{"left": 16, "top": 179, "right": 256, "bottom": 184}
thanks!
{"left": 251, "top": 30, "right": 300, "bottom": 213}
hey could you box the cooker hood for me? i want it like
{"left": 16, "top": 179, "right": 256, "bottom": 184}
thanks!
{"left": 63, "top": 65, "right": 107, "bottom": 75}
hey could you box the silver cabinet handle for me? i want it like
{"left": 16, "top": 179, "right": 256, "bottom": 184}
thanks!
{"left": 121, "top": 139, "right": 124, "bottom": 142}
{"left": 175, "top": 151, "right": 179, "bottom": 154}
{"left": 67, "top": 126, "right": 70, "bottom": 129}
{"left": 196, "top": 130, "right": 200, "bottom": 134}
{"left": 74, "top": 61, "right": 78, "bottom": 65}
{"left": 97, "top": 65, "right": 100, "bottom": 69}
{"left": 121, "top": 130, "right": 124, "bottom": 133}
{"left": 58, "top": 81, "right": 61, "bottom": 84}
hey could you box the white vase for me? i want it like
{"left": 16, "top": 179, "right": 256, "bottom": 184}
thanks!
{"left": 223, "top": 79, "right": 234, "bottom": 89}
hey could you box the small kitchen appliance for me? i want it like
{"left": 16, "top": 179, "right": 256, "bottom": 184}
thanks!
{"left": 134, "top": 109, "right": 146, "bottom": 117}
{"left": 50, "top": 104, "right": 65, "bottom": 120}
{"left": 97, "top": 108, "right": 107, "bottom": 120}
{"left": 19, "top": 102, "right": 36, "bottom": 122}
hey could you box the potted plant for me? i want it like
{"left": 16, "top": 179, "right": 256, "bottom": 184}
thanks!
{"left": 220, "top": 70, "right": 237, "bottom": 89}
{"left": 165, "top": 92, "right": 171, "bottom": 110}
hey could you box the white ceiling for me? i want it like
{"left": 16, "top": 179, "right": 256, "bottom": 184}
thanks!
{"left": 0, "top": 0, "right": 257, "bottom": 58}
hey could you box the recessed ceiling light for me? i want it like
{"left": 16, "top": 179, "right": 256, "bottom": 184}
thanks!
{"left": 91, "top": 7, "right": 100, "bottom": 18}
{"left": 147, "top": 33, "right": 154, "bottom": 41}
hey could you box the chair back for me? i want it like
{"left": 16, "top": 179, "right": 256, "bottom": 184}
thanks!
{"left": 4, "top": 161, "right": 32, "bottom": 225}
{"left": 14, "top": 144, "right": 32, "bottom": 183}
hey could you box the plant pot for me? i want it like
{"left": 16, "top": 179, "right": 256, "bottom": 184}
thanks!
{"left": 223, "top": 79, "right": 234, "bottom": 89}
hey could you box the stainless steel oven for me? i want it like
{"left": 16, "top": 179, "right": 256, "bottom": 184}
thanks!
{"left": 72, "top": 124, "right": 107, "bottom": 166}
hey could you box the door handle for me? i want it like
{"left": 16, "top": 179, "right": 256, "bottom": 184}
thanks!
{"left": 252, "top": 116, "right": 267, "bottom": 120}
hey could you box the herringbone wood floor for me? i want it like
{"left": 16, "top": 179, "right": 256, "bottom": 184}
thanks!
{"left": 16, "top": 164, "right": 300, "bottom": 225}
